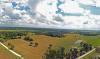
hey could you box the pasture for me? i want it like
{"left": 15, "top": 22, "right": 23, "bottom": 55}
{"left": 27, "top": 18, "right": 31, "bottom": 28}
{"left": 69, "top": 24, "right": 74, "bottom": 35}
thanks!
{"left": 5, "top": 35, "right": 58, "bottom": 59}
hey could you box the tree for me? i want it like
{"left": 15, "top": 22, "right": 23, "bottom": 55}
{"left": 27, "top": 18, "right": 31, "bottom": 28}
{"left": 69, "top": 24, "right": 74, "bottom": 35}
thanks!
{"left": 10, "top": 45, "right": 14, "bottom": 50}
{"left": 48, "top": 50, "right": 56, "bottom": 59}
{"left": 8, "top": 43, "right": 11, "bottom": 46}
{"left": 7, "top": 43, "right": 14, "bottom": 50}
{"left": 29, "top": 41, "right": 33, "bottom": 46}
{"left": 24, "top": 36, "right": 33, "bottom": 41}
{"left": 66, "top": 53, "right": 71, "bottom": 59}
{"left": 34, "top": 42, "right": 38, "bottom": 47}
{"left": 89, "top": 44, "right": 92, "bottom": 50}
{"left": 60, "top": 47, "right": 65, "bottom": 59}
{"left": 83, "top": 43, "right": 89, "bottom": 52}
{"left": 48, "top": 44, "right": 52, "bottom": 49}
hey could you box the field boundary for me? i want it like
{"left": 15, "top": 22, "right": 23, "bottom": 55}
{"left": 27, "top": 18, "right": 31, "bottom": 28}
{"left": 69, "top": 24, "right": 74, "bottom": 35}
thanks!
{"left": 0, "top": 42, "right": 24, "bottom": 59}
{"left": 76, "top": 48, "right": 96, "bottom": 59}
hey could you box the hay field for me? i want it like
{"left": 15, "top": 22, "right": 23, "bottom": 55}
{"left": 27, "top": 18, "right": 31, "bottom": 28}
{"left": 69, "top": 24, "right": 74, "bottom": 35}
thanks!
{"left": 5, "top": 35, "right": 58, "bottom": 59}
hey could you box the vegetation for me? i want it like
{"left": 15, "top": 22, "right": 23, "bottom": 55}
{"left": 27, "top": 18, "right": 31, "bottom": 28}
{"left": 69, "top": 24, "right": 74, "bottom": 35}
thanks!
{"left": 0, "top": 31, "right": 29, "bottom": 43}
{"left": 44, "top": 42, "right": 93, "bottom": 59}
{"left": 81, "top": 51, "right": 100, "bottom": 59}
{"left": 54, "top": 38, "right": 77, "bottom": 52}
{"left": 0, "top": 28, "right": 100, "bottom": 59}
{"left": 29, "top": 41, "right": 33, "bottom": 46}
{"left": 0, "top": 43, "right": 20, "bottom": 59}
{"left": 24, "top": 36, "right": 33, "bottom": 41}
{"left": 7, "top": 43, "right": 14, "bottom": 50}
{"left": 34, "top": 31, "right": 64, "bottom": 38}
{"left": 48, "top": 44, "right": 52, "bottom": 49}
{"left": 34, "top": 42, "right": 39, "bottom": 47}
{"left": 4, "top": 35, "right": 58, "bottom": 59}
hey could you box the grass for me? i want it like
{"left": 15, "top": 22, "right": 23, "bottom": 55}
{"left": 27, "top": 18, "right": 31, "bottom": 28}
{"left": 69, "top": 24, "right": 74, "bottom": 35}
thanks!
{"left": 54, "top": 38, "right": 78, "bottom": 52}
{"left": 84, "top": 39, "right": 100, "bottom": 47}
{"left": 5, "top": 35, "right": 58, "bottom": 59}
{"left": 80, "top": 35, "right": 100, "bottom": 47}
{"left": 54, "top": 34, "right": 100, "bottom": 52}
{"left": 79, "top": 35, "right": 100, "bottom": 59}
{"left": 3, "top": 33, "right": 100, "bottom": 59}
{"left": 0, "top": 44, "right": 21, "bottom": 59}
{"left": 54, "top": 34, "right": 81, "bottom": 52}
{"left": 81, "top": 50, "right": 100, "bottom": 59}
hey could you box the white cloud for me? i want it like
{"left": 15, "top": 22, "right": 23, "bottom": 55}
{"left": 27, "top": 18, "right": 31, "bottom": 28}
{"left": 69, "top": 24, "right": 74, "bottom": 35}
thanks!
{"left": 77, "top": 0, "right": 95, "bottom": 5}
{"left": 0, "top": 0, "right": 100, "bottom": 30}
{"left": 59, "top": 0, "right": 84, "bottom": 13}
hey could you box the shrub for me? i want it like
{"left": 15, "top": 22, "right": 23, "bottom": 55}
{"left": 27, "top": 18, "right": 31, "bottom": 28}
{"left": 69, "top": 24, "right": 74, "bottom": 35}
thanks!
{"left": 24, "top": 36, "right": 33, "bottom": 41}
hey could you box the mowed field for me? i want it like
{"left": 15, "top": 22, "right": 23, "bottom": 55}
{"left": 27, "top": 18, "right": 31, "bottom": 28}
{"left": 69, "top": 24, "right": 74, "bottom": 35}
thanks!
{"left": 0, "top": 44, "right": 20, "bottom": 59}
{"left": 5, "top": 35, "right": 59, "bottom": 59}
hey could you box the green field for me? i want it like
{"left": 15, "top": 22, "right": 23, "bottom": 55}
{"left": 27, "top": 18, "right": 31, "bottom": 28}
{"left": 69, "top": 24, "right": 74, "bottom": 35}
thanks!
{"left": 80, "top": 35, "right": 100, "bottom": 46}
{"left": 54, "top": 38, "right": 78, "bottom": 52}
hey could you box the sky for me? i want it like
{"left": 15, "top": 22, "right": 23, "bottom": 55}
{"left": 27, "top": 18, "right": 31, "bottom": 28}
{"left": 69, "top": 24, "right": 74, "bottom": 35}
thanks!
{"left": 0, "top": 0, "right": 100, "bottom": 30}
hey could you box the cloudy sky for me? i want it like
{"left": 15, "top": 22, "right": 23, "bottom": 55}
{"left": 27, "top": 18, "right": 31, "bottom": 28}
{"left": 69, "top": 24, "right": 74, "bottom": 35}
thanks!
{"left": 0, "top": 0, "right": 100, "bottom": 30}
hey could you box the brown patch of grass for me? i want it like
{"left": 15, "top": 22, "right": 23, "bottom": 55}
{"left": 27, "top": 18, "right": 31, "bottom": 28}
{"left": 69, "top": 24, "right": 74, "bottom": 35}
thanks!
{"left": 0, "top": 44, "right": 20, "bottom": 59}
{"left": 0, "top": 49, "right": 11, "bottom": 59}
{"left": 5, "top": 35, "right": 59, "bottom": 59}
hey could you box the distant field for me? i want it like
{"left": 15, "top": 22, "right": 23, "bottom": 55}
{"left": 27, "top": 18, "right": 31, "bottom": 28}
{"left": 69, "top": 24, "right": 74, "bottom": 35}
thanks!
{"left": 5, "top": 35, "right": 58, "bottom": 59}
{"left": 0, "top": 44, "right": 20, "bottom": 59}
{"left": 0, "top": 30, "right": 34, "bottom": 32}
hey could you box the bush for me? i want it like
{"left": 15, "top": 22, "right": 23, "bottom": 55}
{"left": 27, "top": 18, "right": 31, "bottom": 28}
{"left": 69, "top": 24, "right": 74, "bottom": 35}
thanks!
{"left": 24, "top": 36, "right": 33, "bottom": 41}
{"left": 34, "top": 42, "right": 38, "bottom": 47}
{"left": 8, "top": 43, "right": 14, "bottom": 50}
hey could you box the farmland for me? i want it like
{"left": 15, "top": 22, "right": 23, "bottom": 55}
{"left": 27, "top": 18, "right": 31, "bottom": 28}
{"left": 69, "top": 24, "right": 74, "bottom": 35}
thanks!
{"left": 4, "top": 35, "right": 59, "bottom": 59}
{"left": 4, "top": 33, "right": 100, "bottom": 59}
{"left": 0, "top": 28, "right": 100, "bottom": 59}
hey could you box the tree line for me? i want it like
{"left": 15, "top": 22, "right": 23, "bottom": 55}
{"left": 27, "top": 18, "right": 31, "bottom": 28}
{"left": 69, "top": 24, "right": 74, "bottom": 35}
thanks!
{"left": 34, "top": 31, "right": 64, "bottom": 38}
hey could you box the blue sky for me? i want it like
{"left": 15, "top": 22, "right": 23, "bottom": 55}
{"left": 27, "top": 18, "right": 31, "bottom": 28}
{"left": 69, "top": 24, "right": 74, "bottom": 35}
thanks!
{"left": 79, "top": 3, "right": 100, "bottom": 15}
{"left": 12, "top": 2, "right": 30, "bottom": 11}
{"left": 0, "top": 0, "right": 100, "bottom": 30}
